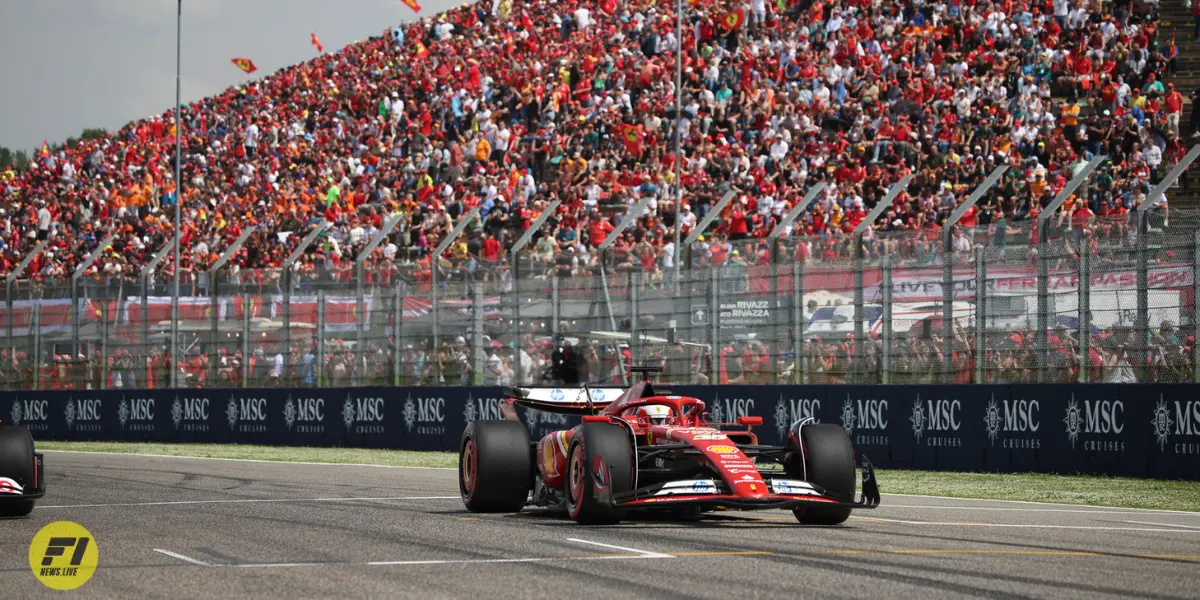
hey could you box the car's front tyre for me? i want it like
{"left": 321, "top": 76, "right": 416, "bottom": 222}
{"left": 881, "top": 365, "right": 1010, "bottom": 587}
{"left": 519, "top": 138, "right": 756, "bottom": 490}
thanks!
{"left": 564, "top": 422, "right": 633, "bottom": 525}
{"left": 788, "top": 423, "right": 855, "bottom": 525}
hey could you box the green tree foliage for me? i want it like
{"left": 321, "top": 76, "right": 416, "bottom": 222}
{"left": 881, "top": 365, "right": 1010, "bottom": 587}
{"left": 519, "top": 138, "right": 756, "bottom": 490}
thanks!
{"left": 0, "top": 127, "right": 106, "bottom": 171}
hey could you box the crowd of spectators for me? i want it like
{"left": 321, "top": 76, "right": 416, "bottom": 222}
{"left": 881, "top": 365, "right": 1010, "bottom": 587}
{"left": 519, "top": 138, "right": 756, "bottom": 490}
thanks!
{"left": 0, "top": 0, "right": 1194, "bottom": 389}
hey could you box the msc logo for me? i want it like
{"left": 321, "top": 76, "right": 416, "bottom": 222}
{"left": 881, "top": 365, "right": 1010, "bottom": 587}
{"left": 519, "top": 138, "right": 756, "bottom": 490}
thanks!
{"left": 525, "top": 407, "right": 569, "bottom": 437}
{"left": 118, "top": 398, "right": 155, "bottom": 432}
{"left": 343, "top": 395, "right": 385, "bottom": 434}
{"left": 840, "top": 395, "right": 889, "bottom": 446}
{"left": 463, "top": 394, "right": 504, "bottom": 423}
{"left": 774, "top": 396, "right": 820, "bottom": 440}
{"left": 983, "top": 397, "right": 1040, "bottom": 449}
{"left": 709, "top": 396, "right": 754, "bottom": 423}
{"left": 227, "top": 396, "right": 268, "bottom": 433}
{"left": 171, "top": 397, "right": 210, "bottom": 431}
{"left": 911, "top": 397, "right": 961, "bottom": 447}
{"left": 1151, "top": 395, "right": 1200, "bottom": 455}
{"left": 403, "top": 395, "right": 445, "bottom": 435}
{"left": 10, "top": 399, "right": 50, "bottom": 431}
{"left": 65, "top": 399, "right": 103, "bottom": 432}
{"left": 28, "top": 521, "right": 99, "bottom": 591}
{"left": 1063, "top": 395, "right": 1124, "bottom": 452}
{"left": 284, "top": 396, "right": 325, "bottom": 433}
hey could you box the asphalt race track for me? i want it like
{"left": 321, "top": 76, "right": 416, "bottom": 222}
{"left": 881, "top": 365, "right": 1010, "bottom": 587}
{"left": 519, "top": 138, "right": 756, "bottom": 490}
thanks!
{"left": 2, "top": 452, "right": 1198, "bottom": 599}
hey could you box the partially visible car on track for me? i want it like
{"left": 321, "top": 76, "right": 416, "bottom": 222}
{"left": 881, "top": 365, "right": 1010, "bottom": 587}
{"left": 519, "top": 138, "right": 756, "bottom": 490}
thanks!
{"left": 0, "top": 420, "right": 45, "bottom": 517}
{"left": 458, "top": 367, "right": 879, "bottom": 525}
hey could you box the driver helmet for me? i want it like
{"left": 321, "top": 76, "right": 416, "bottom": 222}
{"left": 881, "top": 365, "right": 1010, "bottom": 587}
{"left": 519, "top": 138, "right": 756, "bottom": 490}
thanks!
{"left": 637, "top": 405, "right": 672, "bottom": 426}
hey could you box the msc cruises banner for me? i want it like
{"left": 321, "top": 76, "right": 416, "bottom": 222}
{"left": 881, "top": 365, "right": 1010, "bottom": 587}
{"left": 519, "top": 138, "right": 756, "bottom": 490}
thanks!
{"left": 3, "top": 384, "right": 1197, "bottom": 480}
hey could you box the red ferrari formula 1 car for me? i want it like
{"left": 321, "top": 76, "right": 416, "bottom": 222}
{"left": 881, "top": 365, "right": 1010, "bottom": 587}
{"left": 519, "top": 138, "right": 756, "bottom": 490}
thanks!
{"left": 459, "top": 368, "right": 879, "bottom": 525}
{"left": 0, "top": 420, "right": 46, "bottom": 517}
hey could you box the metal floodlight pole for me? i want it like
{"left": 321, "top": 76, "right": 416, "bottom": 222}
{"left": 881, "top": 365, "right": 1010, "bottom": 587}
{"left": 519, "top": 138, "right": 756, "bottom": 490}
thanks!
{"left": 6, "top": 238, "right": 48, "bottom": 357}
{"left": 510, "top": 200, "right": 561, "bottom": 346}
{"left": 353, "top": 214, "right": 402, "bottom": 387}
{"left": 282, "top": 221, "right": 329, "bottom": 378}
{"left": 207, "top": 226, "right": 256, "bottom": 383}
{"left": 853, "top": 175, "right": 913, "bottom": 348}
{"left": 431, "top": 207, "right": 479, "bottom": 377}
{"left": 70, "top": 234, "right": 116, "bottom": 361}
{"left": 1135, "top": 145, "right": 1200, "bottom": 381}
{"left": 672, "top": 0, "right": 684, "bottom": 291}
{"left": 1036, "top": 154, "right": 1105, "bottom": 383}
{"left": 171, "top": 0, "right": 183, "bottom": 389}
{"left": 942, "top": 165, "right": 1007, "bottom": 383}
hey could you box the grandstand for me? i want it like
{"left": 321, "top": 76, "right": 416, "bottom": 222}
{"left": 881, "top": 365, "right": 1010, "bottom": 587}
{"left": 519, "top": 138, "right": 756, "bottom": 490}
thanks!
{"left": 0, "top": 0, "right": 1196, "bottom": 390}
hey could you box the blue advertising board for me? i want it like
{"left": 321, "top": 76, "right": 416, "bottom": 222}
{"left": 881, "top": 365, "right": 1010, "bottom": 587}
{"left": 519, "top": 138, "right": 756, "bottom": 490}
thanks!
{"left": 3, "top": 384, "right": 1197, "bottom": 480}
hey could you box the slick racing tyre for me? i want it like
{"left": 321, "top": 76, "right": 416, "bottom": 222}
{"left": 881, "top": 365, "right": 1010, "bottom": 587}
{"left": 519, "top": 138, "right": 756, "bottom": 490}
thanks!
{"left": 0, "top": 426, "right": 36, "bottom": 518}
{"left": 459, "top": 420, "right": 533, "bottom": 513}
{"left": 565, "top": 422, "right": 634, "bottom": 525}
{"left": 790, "top": 423, "right": 855, "bottom": 525}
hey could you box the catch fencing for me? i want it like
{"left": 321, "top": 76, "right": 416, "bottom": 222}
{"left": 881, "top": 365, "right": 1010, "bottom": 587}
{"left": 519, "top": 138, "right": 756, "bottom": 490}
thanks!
{"left": 2, "top": 207, "right": 1197, "bottom": 391}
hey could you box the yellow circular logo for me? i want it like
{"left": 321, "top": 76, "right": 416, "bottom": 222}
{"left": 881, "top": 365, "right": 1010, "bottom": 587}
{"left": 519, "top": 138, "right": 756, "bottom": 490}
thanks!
{"left": 29, "top": 521, "right": 99, "bottom": 590}
{"left": 706, "top": 445, "right": 738, "bottom": 454}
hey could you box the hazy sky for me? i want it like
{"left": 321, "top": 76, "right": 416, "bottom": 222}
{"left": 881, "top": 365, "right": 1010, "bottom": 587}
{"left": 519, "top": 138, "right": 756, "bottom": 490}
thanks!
{"left": 0, "top": 0, "right": 460, "bottom": 153}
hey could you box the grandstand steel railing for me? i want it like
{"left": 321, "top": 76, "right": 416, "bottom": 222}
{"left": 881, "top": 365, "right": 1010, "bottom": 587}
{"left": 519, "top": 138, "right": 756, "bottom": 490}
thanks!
{"left": 2, "top": 205, "right": 1196, "bottom": 391}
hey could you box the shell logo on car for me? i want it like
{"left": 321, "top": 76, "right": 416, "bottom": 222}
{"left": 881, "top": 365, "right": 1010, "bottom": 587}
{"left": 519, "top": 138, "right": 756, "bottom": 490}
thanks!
{"left": 706, "top": 445, "right": 738, "bottom": 454}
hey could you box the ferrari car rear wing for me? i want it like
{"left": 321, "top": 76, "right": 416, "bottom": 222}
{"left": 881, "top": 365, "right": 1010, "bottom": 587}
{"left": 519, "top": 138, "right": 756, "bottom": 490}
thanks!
{"left": 502, "top": 386, "right": 629, "bottom": 415}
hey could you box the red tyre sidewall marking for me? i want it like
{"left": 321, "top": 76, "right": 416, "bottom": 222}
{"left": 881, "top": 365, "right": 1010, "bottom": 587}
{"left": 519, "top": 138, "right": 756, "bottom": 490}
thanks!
{"left": 462, "top": 439, "right": 477, "bottom": 500}
{"left": 568, "top": 443, "right": 585, "bottom": 518}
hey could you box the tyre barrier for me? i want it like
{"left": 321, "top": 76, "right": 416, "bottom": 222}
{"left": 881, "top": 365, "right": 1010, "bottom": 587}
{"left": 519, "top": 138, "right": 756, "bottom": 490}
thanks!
{"left": 3, "top": 384, "right": 1197, "bottom": 480}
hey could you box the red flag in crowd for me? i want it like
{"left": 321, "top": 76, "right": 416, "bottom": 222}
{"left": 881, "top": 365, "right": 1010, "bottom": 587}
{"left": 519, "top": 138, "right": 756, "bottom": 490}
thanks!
{"left": 39, "top": 140, "right": 50, "bottom": 157}
{"left": 231, "top": 57, "right": 258, "bottom": 74}
{"left": 720, "top": 9, "right": 745, "bottom": 31}
{"left": 311, "top": 32, "right": 324, "bottom": 53}
{"left": 414, "top": 39, "right": 430, "bottom": 58}
{"left": 400, "top": 0, "right": 422, "bottom": 13}
{"left": 599, "top": 0, "right": 617, "bottom": 15}
{"left": 618, "top": 124, "right": 643, "bottom": 155}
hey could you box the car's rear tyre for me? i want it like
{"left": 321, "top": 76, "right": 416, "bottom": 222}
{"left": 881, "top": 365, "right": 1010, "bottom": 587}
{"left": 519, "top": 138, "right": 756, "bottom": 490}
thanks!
{"left": 564, "top": 422, "right": 633, "bottom": 525}
{"left": 0, "top": 426, "right": 37, "bottom": 518}
{"left": 789, "top": 423, "right": 854, "bottom": 525}
{"left": 459, "top": 420, "right": 533, "bottom": 513}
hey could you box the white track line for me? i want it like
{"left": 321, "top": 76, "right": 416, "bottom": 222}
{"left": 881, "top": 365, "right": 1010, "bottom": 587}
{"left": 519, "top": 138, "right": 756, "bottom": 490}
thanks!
{"left": 1121, "top": 520, "right": 1200, "bottom": 530}
{"left": 42, "top": 449, "right": 455, "bottom": 470}
{"left": 853, "top": 516, "right": 1200, "bottom": 533}
{"left": 44, "top": 449, "right": 1200, "bottom": 515}
{"left": 153, "top": 549, "right": 213, "bottom": 567}
{"left": 566, "top": 538, "right": 674, "bottom": 558}
{"left": 881, "top": 493, "right": 1200, "bottom": 516}
{"left": 39, "top": 496, "right": 458, "bottom": 509}
{"left": 874, "top": 505, "right": 1200, "bottom": 517}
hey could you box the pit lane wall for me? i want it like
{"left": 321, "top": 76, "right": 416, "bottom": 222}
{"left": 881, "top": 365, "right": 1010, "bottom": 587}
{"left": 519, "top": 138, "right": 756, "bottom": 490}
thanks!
{"left": 4, "top": 384, "right": 1198, "bottom": 480}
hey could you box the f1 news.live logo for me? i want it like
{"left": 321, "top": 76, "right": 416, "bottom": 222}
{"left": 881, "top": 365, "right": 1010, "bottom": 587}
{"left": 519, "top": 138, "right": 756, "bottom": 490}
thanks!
{"left": 29, "top": 521, "right": 99, "bottom": 590}
{"left": 39, "top": 536, "right": 90, "bottom": 577}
